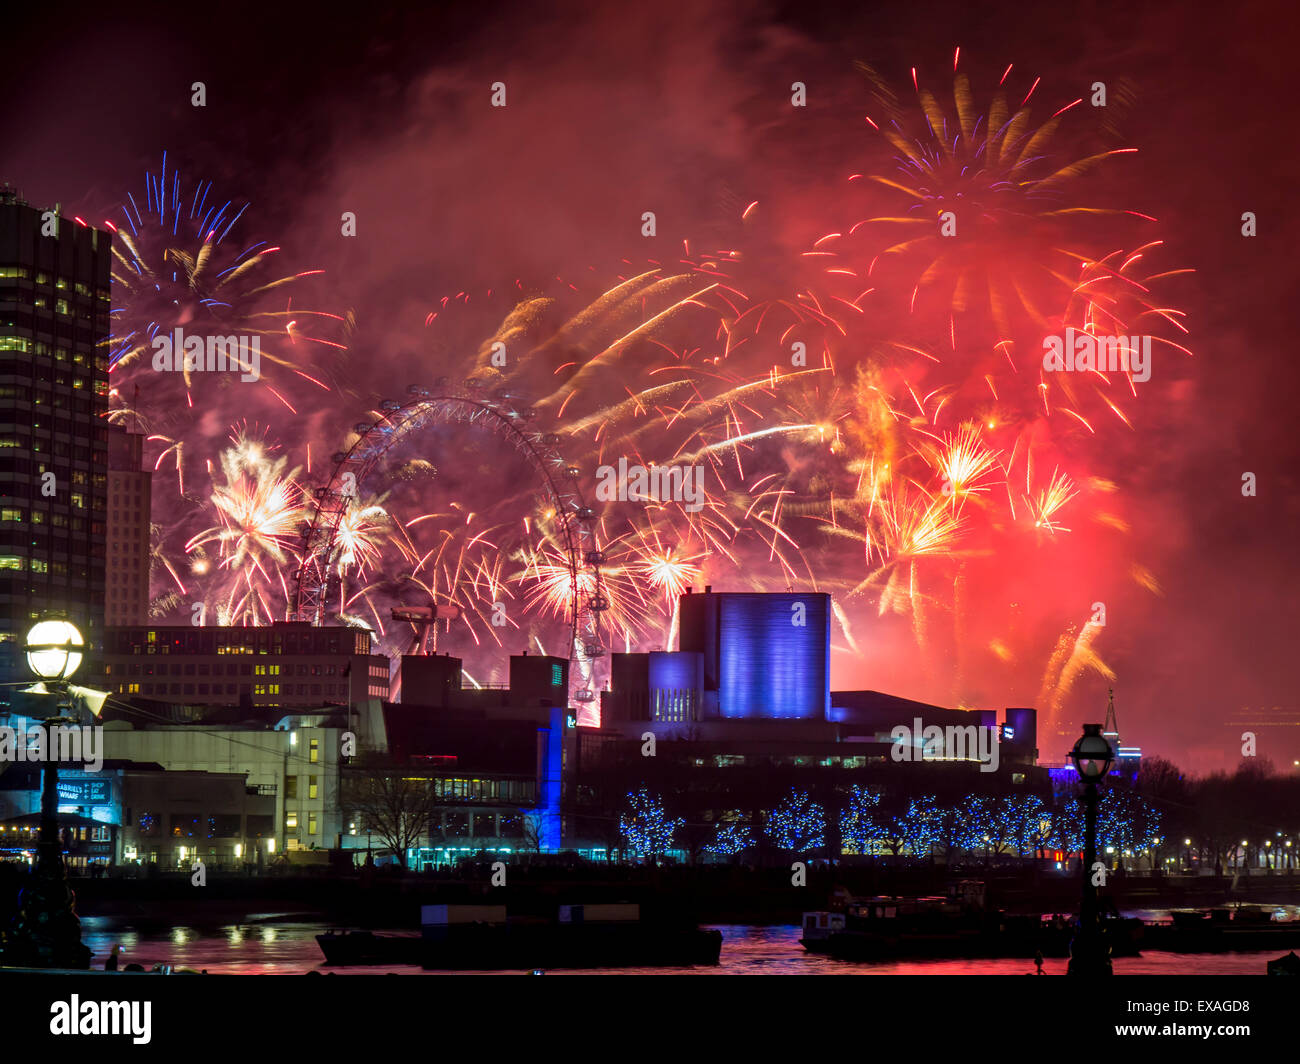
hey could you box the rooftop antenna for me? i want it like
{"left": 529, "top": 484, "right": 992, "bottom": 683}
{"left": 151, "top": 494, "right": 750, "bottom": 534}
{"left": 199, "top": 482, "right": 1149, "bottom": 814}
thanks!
{"left": 1102, "top": 687, "right": 1119, "bottom": 745}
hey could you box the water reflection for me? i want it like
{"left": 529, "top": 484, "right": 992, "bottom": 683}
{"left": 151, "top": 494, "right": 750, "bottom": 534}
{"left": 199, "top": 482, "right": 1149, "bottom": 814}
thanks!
{"left": 76, "top": 921, "right": 1286, "bottom": 976}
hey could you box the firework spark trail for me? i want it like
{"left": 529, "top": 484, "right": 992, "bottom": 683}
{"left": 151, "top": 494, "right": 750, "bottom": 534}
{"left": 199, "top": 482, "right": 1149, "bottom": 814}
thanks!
{"left": 330, "top": 497, "right": 397, "bottom": 577}
{"left": 635, "top": 545, "right": 703, "bottom": 648}
{"left": 516, "top": 544, "right": 650, "bottom": 646}
{"left": 107, "top": 163, "right": 344, "bottom": 393}
{"left": 137, "top": 60, "right": 1189, "bottom": 732}
{"left": 930, "top": 422, "right": 1002, "bottom": 501}
{"left": 108, "top": 162, "right": 348, "bottom": 603}
{"left": 184, "top": 437, "right": 306, "bottom": 623}
{"left": 814, "top": 63, "right": 1194, "bottom": 457}
{"left": 1037, "top": 620, "right": 1115, "bottom": 732}
{"left": 1027, "top": 467, "right": 1078, "bottom": 532}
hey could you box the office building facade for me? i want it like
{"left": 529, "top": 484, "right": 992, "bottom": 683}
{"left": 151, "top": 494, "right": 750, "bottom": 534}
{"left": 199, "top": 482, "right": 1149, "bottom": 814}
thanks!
{"left": 0, "top": 189, "right": 112, "bottom": 704}
{"left": 102, "top": 620, "right": 391, "bottom": 717}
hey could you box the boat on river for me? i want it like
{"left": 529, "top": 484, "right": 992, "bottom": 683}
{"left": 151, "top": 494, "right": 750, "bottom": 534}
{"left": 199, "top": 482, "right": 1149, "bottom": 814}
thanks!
{"left": 1143, "top": 905, "right": 1300, "bottom": 953}
{"left": 1268, "top": 951, "right": 1300, "bottom": 975}
{"left": 317, "top": 903, "right": 722, "bottom": 969}
{"left": 801, "top": 881, "right": 1142, "bottom": 962}
{"left": 315, "top": 930, "right": 422, "bottom": 966}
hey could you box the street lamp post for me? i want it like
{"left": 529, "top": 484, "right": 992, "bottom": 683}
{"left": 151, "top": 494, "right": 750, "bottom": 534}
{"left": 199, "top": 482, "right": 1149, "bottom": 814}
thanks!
{"left": 5, "top": 621, "right": 92, "bottom": 969}
{"left": 1068, "top": 722, "right": 1115, "bottom": 976}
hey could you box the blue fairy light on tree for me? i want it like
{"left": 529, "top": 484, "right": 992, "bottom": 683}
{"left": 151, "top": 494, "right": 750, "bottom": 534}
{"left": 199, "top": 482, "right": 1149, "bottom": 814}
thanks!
{"left": 619, "top": 788, "right": 683, "bottom": 859}
{"left": 764, "top": 790, "right": 826, "bottom": 854}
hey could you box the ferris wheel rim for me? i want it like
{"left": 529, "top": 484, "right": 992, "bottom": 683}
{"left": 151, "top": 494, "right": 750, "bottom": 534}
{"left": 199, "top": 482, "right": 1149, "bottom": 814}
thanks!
{"left": 290, "top": 388, "right": 607, "bottom": 709}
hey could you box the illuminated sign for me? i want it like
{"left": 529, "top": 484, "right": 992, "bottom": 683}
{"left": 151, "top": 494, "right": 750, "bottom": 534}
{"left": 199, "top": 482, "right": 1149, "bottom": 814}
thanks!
{"left": 56, "top": 779, "right": 110, "bottom": 804}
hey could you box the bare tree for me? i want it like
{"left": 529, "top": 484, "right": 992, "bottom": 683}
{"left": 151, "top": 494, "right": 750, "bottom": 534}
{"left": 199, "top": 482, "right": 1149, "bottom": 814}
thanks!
{"left": 341, "top": 755, "right": 439, "bottom": 869}
{"left": 521, "top": 810, "right": 546, "bottom": 854}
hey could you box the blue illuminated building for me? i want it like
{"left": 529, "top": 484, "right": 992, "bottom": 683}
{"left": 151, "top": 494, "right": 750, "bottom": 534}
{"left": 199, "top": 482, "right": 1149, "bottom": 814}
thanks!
{"left": 601, "top": 588, "right": 1038, "bottom": 762}
{"left": 582, "top": 589, "right": 1049, "bottom": 854}
{"left": 677, "top": 589, "right": 830, "bottom": 720}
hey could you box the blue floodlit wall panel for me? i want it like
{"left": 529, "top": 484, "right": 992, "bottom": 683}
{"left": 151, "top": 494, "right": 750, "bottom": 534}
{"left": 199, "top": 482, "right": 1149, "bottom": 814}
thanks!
{"left": 538, "top": 707, "right": 565, "bottom": 850}
{"left": 648, "top": 651, "right": 702, "bottom": 695}
{"left": 718, "top": 593, "right": 829, "bottom": 719}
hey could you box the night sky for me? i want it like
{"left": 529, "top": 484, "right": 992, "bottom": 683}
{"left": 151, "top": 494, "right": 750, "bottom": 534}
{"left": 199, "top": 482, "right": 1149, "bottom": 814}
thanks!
{"left": 3, "top": 0, "right": 1297, "bottom": 773}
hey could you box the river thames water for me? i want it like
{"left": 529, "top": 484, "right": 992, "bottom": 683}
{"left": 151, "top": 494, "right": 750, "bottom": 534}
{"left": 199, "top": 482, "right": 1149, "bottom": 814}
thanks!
{"left": 77, "top": 916, "right": 1293, "bottom": 976}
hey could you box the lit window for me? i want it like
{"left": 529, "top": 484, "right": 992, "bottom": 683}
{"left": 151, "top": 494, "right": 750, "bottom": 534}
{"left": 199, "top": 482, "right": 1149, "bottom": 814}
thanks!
{"left": 309, "top": 739, "right": 319, "bottom": 764}
{"left": 286, "top": 813, "right": 298, "bottom": 829}
{"left": 308, "top": 776, "right": 318, "bottom": 800}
